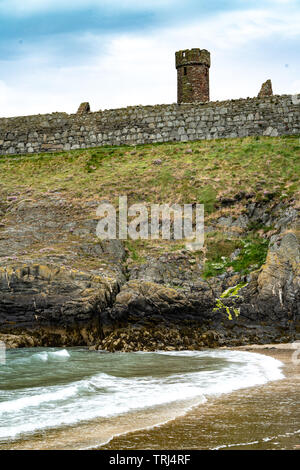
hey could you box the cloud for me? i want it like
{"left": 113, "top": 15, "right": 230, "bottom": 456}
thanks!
{"left": 1, "top": 1, "right": 296, "bottom": 63}
{"left": 0, "top": 2, "right": 299, "bottom": 117}
{"left": 0, "top": 0, "right": 247, "bottom": 17}
{"left": 96, "top": 8, "right": 300, "bottom": 104}
{"left": 0, "top": 0, "right": 173, "bottom": 17}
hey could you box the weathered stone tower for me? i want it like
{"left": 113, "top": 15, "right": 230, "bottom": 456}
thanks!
{"left": 175, "top": 48, "right": 211, "bottom": 104}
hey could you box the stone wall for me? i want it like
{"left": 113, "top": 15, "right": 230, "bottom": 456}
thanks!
{"left": 0, "top": 94, "right": 299, "bottom": 155}
{"left": 177, "top": 64, "right": 210, "bottom": 104}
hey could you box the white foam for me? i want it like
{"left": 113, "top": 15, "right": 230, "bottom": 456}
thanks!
{"left": 0, "top": 384, "right": 78, "bottom": 414}
{"left": 32, "top": 351, "right": 48, "bottom": 362}
{"left": 10, "top": 349, "right": 70, "bottom": 365}
{"left": 212, "top": 429, "right": 300, "bottom": 450}
{"left": 47, "top": 349, "right": 70, "bottom": 360}
{"left": 0, "top": 349, "right": 284, "bottom": 441}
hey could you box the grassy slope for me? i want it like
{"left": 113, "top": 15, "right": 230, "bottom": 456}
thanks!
{"left": 0, "top": 135, "right": 299, "bottom": 277}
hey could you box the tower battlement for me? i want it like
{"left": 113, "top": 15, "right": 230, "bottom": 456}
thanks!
{"left": 175, "top": 49, "right": 211, "bottom": 69}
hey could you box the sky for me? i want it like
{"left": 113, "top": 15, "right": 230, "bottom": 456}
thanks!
{"left": 0, "top": 0, "right": 299, "bottom": 117}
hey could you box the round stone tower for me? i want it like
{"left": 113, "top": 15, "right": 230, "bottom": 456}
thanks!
{"left": 175, "top": 48, "right": 211, "bottom": 104}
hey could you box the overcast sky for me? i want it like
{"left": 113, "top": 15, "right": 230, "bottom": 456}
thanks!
{"left": 0, "top": 0, "right": 299, "bottom": 117}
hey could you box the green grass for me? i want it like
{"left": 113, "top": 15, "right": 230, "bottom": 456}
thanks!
{"left": 126, "top": 240, "right": 147, "bottom": 264}
{"left": 203, "top": 236, "right": 269, "bottom": 278}
{"left": 0, "top": 136, "right": 299, "bottom": 207}
{"left": 0, "top": 135, "right": 299, "bottom": 277}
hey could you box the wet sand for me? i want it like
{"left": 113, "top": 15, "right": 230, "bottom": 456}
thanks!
{"left": 101, "top": 344, "right": 300, "bottom": 450}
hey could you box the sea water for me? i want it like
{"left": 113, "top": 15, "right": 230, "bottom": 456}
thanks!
{"left": 0, "top": 347, "right": 284, "bottom": 449}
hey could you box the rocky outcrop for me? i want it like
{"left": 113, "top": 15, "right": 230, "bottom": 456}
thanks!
{"left": 245, "top": 230, "right": 300, "bottom": 327}
{"left": 96, "top": 279, "right": 230, "bottom": 351}
{"left": 96, "top": 238, "right": 300, "bottom": 351}
{"left": 96, "top": 226, "right": 300, "bottom": 351}
{"left": 0, "top": 264, "right": 120, "bottom": 347}
{"left": 0, "top": 192, "right": 299, "bottom": 350}
{"left": 0, "top": 194, "right": 126, "bottom": 347}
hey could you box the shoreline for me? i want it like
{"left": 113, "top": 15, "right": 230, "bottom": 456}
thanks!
{"left": 100, "top": 343, "right": 300, "bottom": 451}
{"left": 1, "top": 343, "right": 299, "bottom": 450}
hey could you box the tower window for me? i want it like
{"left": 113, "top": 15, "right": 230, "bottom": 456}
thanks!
{"left": 184, "top": 67, "right": 187, "bottom": 75}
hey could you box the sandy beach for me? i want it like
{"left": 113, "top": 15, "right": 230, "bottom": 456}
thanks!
{"left": 101, "top": 344, "right": 300, "bottom": 450}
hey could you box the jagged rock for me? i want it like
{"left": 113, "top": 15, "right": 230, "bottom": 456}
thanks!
{"left": 0, "top": 264, "right": 120, "bottom": 347}
{"left": 128, "top": 253, "right": 203, "bottom": 286}
{"left": 0, "top": 332, "right": 36, "bottom": 348}
{"left": 109, "top": 280, "right": 213, "bottom": 323}
{"left": 257, "top": 231, "right": 300, "bottom": 308}
{"left": 258, "top": 80, "right": 273, "bottom": 98}
{"left": 241, "top": 229, "right": 300, "bottom": 335}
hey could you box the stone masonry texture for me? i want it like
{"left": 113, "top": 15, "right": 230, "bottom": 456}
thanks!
{"left": 258, "top": 80, "right": 273, "bottom": 98}
{"left": 77, "top": 102, "right": 91, "bottom": 115}
{"left": 0, "top": 94, "right": 299, "bottom": 156}
{"left": 176, "top": 48, "right": 210, "bottom": 104}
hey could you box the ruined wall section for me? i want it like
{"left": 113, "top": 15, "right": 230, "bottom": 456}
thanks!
{"left": 0, "top": 94, "right": 299, "bottom": 155}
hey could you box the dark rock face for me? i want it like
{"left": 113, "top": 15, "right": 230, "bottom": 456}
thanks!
{"left": 0, "top": 195, "right": 125, "bottom": 348}
{"left": 0, "top": 264, "right": 120, "bottom": 348}
{"left": 258, "top": 80, "right": 273, "bottom": 98}
{"left": 128, "top": 253, "right": 204, "bottom": 288}
{"left": 98, "top": 225, "right": 300, "bottom": 351}
{"left": 96, "top": 231, "right": 299, "bottom": 351}
{"left": 247, "top": 231, "right": 300, "bottom": 326}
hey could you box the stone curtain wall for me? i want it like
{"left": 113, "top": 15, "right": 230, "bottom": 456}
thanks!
{"left": 0, "top": 94, "right": 299, "bottom": 155}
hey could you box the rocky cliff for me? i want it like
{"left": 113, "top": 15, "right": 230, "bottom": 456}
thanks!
{"left": 0, "top": 136, "right": 299, "bottom": 350}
